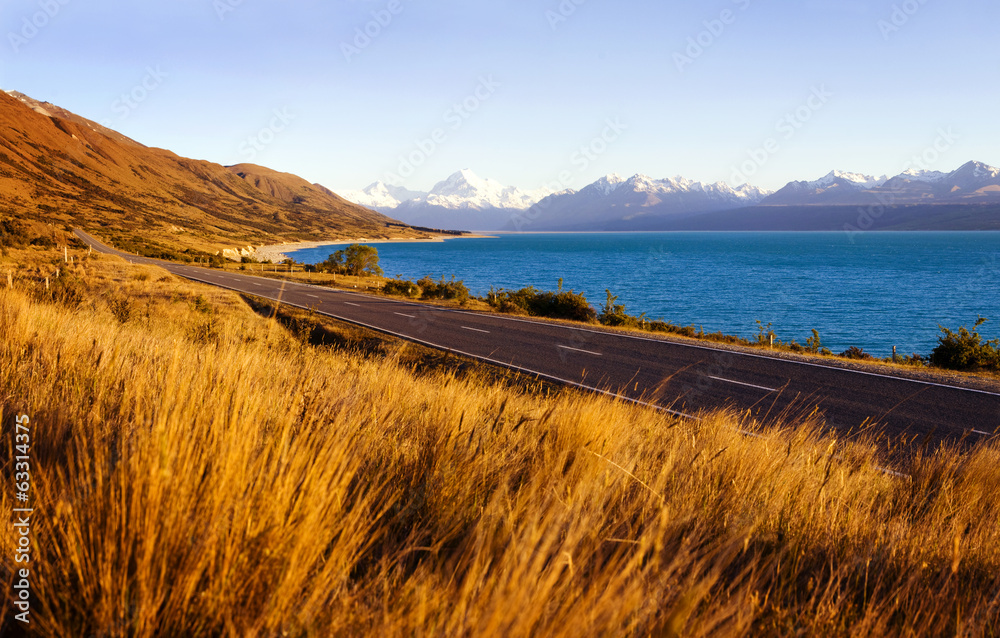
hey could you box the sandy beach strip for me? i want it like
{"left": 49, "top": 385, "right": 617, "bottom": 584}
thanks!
{"left": 254, "top": 234, "right": 495, "bottom": 263}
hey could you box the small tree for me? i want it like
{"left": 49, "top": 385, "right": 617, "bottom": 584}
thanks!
{"left": 331, "top": 244, "right": 382, "bottom": 277}
{"left": 598, "top": 290, "right": 637, "bottom": 327}
{"left": 931, "top": 317, "right": 1000, "bottom": 371}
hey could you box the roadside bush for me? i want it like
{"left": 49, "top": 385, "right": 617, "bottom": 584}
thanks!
{"left": 896, "top": 353, "right": 928, "bottom": 367}
{"left": 0, "top": 217, "right": 31, "bottom": 248}
{"left": 805, "top": 329, "right": 833, "bottom": 355}
{"left": 840, "top": 346, "right": 874, "bottom": 360}
{"left": 108, "top": 296, "right": 133, "bottom": 324}
{"left": 598, "top": 290, "right": 640, "bottom": 328}
{"left": 754, "top": 321, "right": 778, "bottom": 347}
{"left": 487, "top": 286, "right": 596, "bottom": 322}
{"left": 418, "top": 276, "right": 469, "bottom": 304}
{"left": 384, "top": 279, "right": 422, "bottom": 299}
{"left": 931, "top": 317, "right": 1000, "bottom": 372}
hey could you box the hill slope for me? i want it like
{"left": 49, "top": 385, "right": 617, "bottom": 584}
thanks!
{"left": 0, "top": 90, "right": 418, "bottom": 252}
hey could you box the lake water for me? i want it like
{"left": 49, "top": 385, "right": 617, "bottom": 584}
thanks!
{"left": 287, "top": 232, "right": 1000, "bottom": 357}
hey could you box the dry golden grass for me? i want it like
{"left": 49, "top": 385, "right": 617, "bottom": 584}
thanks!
{"left": 1, "top": 251, "right": 999, "bottom": 636}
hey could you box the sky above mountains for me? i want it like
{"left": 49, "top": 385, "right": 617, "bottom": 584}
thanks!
{"left": 1, "top": 0, "right": 997, "bottom": 194}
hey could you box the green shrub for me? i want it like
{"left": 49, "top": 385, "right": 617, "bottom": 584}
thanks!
{"left": 108, "top": 296, "right": 133, "bottom": 324}
{"left": 805, "top": 329, "right": 833, "bottom": 355}
{"left": 754, "top": 321, "right": 777, "bottom": 347}
{"left": 840, "top": 346, "right": 874, "bottom": 360}
{"left": 384, "top": 279, "right": 422, "bottom": 299}
{"left": 417, "top": 276, "right": 469, "bottom": 304}
{"left": 487, "top": 286, "right": 596, "bottom": 322}
{"left": 930, "top": 317, "right": 1000, "bottom": 371}
{"left": 0, "top": 218, "right": 31, "bottom": 248}
{"left": 598, "top": 290, "right": 639, "bottom": 328}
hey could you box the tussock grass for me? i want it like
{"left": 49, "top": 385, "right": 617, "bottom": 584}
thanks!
{"left": 1, "top": 253, "right": 999, "bottom": 636}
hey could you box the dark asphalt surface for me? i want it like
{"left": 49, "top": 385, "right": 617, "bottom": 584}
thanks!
{"left": 75, "top": 230, "right": 1000, "bottom": 447}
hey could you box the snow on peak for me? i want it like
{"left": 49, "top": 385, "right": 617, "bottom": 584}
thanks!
{"left": 422, "top": 170, "right": 545, "bottom": 210}
{"left": 579, "top": 174, "right": 772, "bottom": 205}
{"left": 899, "top": 168, "right": 949, "bottom": 183}
{"left": 340, "top": 181, "right": 402, "bottom": 209}
{"left": 430, "top": 169, "right": 503, "bottom": 198}
{"left": 969, "top": 161, "right": 1000, "bottom": 180}
{"left": 589, "top": 173, "right": 626, "bottom": 195}
{"left": 808, "top": 170, "right": 887, "bottom": 190}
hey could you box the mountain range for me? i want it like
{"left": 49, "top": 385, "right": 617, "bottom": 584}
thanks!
{"left": 0, "top": 90, "right": 423, "bottom": 255}
{"left": 3, "top": 87, "right": 999, "bottom": 242}
{"left": 344, "top": 162, "right": 1000, "bottom": 232}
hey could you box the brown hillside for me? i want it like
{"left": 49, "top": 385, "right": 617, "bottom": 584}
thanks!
{"left": 0, "top": 90, "right": 425, "bottom": 252}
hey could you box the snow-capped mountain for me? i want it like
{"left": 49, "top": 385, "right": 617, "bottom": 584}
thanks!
{"left": 340, "top": 182, "right": 427, "bottom": 211}
{"left": 764, "top": 170, "right": 889, "bottom": 205}
{"left": 897, "top": 169, "right": 948, "bottom": 184}
{"left": 335, "top": 161, "right": 1000, "bottom": 232}
{"left": 506, "top": 174, "right": 773, "bottom": 231}
{"left": 341, "top": 170, "right": 772, "bottom": 231}
{"left": 807, "top": 170, "right": 888, "bottom": 190}
{"left": 421, "top": 169, "right": 548, "bottom": 211}
{"left": 340, "top": 169, "right": 551, "bottom": 230}
{"left": 764, "top": 161, "right": 1000, "bottom": 206}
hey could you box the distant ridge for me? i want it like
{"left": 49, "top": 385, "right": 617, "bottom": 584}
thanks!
{"left": 341, "top": 162, "right": 1000, "bottom": 231}
{"left": 0, "top": 89, "right": 418, "bottom": 251}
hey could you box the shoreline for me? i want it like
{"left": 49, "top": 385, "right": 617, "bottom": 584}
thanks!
{"left": 255, "top": 233, "right": 496, "bottom": 263}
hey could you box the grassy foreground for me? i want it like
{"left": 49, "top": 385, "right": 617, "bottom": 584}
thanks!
{"left": 1, "top": 251, "right": 999, "bottom": 637}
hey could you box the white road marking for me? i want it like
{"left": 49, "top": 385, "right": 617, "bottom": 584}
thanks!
{"left": 558, "top": 345, "right": 602, "bottom": 356}
{"left": 345, "top": 302, "right": 360, "bottom": 307}
{"left": 395, "top": 312, "right": 416, "bottom": 319}
{"left": 707, "top": 376, "right": 778, "bottom": 393}
{"left": 972, "top": 429, "right": 993, "bottom": 436}
{"left": 306, "top": 294, "right": 320, "bottom": 299}
{"left": 252, "top": 283, "right": 262, "bottom": 286}
{"left": 463, "top": 326, "right": 490, "bottom": 334}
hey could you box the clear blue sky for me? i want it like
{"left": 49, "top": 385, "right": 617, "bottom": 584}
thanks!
{"left": 1, "top": 0, "right": 996, "bottom": 193}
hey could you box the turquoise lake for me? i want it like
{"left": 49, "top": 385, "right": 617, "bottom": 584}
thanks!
{"left": 287, "top": 232, "right": 1000, "bottom": 358}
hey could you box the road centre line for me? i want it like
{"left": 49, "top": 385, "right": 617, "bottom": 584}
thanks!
{"left": 395, "top": 312, "right": 416, "bottom": 319}
{"left": 557, "top": 345, "right": 602, "bottom": 356}
{"left": 68, "top": 230, "right": 1000, "bottom": 400}
{"left": 707, "top": 376, "right": 779, "bottom": 393}
{"left": 463, "top": 326, "right": 490, "bottom": 334}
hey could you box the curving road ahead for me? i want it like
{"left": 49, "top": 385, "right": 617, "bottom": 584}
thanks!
{"left": 75, "top": 229, "right": 1000, "bottom": 446}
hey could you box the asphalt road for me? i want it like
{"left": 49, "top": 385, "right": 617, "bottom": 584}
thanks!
{"left": 75, "top": 230, "right": 1000, "bottom": 446}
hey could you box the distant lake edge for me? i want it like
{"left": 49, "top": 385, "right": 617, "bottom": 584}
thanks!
{"left": 287, "top": 231, "right": 1000, "bottom": 357}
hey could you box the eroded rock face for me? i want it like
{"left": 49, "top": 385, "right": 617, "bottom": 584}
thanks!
{"left": 221, "top": 245, "right": 265, "bottom": 261}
